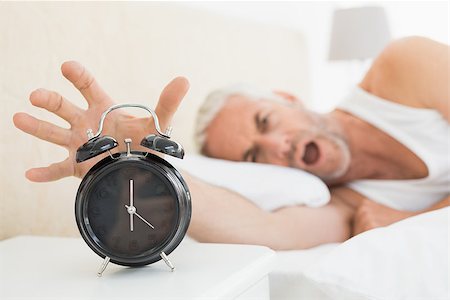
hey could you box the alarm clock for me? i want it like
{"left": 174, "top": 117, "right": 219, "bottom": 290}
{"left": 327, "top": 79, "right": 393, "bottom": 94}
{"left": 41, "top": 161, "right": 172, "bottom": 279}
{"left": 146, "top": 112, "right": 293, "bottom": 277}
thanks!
{"left": 74, "top": 104, "right": 191, "bottom": 276}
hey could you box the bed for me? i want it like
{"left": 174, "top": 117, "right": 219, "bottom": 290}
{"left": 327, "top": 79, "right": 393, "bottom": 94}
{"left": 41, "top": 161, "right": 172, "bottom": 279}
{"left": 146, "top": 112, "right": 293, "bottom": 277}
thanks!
{"left": 1, "top": 3, "right": 448, "bottom": 300}
{"left": 271, "top": 208, "right": 449, "bottom": 300}
{"left": 270, "top": 244, "right": 339, "bottom": 300}
{"left": 171, "top": 155, "right": 449, "bottom": 300}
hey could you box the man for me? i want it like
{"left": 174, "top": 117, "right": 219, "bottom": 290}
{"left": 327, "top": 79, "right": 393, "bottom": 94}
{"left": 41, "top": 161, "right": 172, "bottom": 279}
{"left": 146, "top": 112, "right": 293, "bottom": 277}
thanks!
{"left": 13, "top": 36, "right": 449, "bottom": 250}
{"left": 193, "top": 35, "right": 449, "bottom": 238}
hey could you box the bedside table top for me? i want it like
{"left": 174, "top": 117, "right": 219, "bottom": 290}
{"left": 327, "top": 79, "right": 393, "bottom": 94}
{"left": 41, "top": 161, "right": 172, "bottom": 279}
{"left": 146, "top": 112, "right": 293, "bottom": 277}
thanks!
{"left": 0, "top": 236, "right": 274, "bottom": 300}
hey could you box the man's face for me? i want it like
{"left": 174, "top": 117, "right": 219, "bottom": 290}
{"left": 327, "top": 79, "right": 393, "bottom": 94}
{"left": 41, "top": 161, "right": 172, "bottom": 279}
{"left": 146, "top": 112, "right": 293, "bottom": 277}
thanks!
{"left": 203, "top": 94, "right": 351, "bottom": 181}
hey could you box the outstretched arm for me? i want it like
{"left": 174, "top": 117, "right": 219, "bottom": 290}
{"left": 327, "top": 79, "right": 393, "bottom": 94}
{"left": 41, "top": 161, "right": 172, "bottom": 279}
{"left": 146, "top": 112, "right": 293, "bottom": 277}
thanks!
{"left": 184, "top": 172, "right": 354, "bottom": 250}
{"left": 13, "top": 61, "right": 189, "bottom": 181}
{"left": 14, "top": 62, "right": 354, "bottom": 250}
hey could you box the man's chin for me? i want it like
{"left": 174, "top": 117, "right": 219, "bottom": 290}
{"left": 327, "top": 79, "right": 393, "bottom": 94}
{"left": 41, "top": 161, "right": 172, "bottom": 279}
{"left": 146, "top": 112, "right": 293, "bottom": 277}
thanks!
{"left": 316, "top": 159, "right": 351, "bottom": 183}
{"left": 318, "top": 139, "right": 352, "bottom": 182}
{"left": 289, "top": 161, "right": 347, "bottom": 181}
{"left": 318, "top": 168, "right": 348, "bottom": 182}
{"left": 289, "top": 147, "right": 351, "bottom": 182}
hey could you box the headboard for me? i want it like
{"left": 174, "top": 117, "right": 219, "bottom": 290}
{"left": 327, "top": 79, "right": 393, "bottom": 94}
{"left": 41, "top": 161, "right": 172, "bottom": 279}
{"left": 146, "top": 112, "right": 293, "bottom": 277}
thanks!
{"left": 0, "top": 2, "right": 310, "bottom": 239}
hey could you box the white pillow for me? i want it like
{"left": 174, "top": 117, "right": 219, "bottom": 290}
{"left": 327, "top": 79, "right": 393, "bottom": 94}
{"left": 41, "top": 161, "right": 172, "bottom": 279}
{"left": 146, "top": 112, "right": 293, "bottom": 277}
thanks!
{"left": 165, "top": 154, "right": 330, "bottom": 211}
{"left": 297, "top": 207, "right": 449, "bottom": 300}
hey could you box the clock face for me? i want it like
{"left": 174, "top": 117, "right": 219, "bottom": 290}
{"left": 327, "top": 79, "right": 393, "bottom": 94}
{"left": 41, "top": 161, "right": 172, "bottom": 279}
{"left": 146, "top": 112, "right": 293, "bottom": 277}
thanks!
{"left": 76, "top": 154, "right": 190, "bottom": 266}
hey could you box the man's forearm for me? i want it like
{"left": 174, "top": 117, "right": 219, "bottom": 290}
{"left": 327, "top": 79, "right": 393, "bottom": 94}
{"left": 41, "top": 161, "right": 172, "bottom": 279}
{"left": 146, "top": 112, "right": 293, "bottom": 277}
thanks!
{"left": 182, "top": 172, "right": 353, "bottom": 250}
{"left": 184, "top": 171, "right": 269, "bottom": 245}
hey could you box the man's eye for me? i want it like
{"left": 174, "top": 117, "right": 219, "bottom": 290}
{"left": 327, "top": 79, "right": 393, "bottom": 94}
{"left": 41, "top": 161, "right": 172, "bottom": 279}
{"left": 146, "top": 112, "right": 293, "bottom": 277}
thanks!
{"left": 261, "top": 115, "right": 270, "bottom": 131}
{"left": 255, "top": 111, "right": 271, "bottom": 133}
{"left": 251, "top": 151, "right": 257, "bottom": 162}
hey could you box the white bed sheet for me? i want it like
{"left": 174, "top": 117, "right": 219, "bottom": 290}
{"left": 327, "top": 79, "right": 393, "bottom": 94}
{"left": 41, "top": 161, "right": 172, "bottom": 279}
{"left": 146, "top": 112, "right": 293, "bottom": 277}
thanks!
{"left": 269, "top": 243, "right": 339, "bottom": 300}
{"left": 183, "top": 236, "right": 339, "bottom": 300}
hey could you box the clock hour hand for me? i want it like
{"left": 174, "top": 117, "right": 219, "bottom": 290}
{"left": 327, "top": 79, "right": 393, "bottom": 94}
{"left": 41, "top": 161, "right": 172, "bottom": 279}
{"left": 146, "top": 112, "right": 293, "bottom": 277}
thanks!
{"left": 134, "top": 211, "right": 155, "bottom": 229}
{"left": 125, "top": 205, "right": 155, "bottom": 229}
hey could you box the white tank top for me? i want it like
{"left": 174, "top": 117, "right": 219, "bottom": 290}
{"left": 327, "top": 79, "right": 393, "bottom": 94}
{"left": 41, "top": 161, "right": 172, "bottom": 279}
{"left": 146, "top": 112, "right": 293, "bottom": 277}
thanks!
{"left": 338, "top": 87, "right": 450, "bottom": 211}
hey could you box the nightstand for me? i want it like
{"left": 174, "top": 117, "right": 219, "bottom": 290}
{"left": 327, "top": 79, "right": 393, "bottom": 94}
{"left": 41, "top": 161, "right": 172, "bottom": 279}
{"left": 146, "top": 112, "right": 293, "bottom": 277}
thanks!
{"left": 0, "top": 236, "right": 274, "bottom": 300}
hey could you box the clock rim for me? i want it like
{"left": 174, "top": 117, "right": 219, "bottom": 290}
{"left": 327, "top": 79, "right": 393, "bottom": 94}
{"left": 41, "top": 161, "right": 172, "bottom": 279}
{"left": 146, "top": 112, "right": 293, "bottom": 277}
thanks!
{"left": 75, "top": 151, "right": 191, "bottom": 267}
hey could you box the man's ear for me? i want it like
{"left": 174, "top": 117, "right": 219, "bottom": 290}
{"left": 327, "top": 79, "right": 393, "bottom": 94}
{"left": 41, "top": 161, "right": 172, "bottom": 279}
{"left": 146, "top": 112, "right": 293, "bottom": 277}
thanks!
{"left": 273, "top": 90, "right": 304, "bottom": 108}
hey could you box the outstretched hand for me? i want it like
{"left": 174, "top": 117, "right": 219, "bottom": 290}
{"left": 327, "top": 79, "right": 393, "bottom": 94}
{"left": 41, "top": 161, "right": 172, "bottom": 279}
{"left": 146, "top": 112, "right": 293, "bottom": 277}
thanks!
{"left": 13, "top": 61, "right": 189, "bottom": 182}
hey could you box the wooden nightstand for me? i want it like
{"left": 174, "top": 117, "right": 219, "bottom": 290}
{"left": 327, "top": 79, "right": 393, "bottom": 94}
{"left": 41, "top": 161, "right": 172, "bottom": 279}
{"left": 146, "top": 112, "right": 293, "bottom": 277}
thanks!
{"left": 0, "top": 236, "right": 274, "bottom": 300}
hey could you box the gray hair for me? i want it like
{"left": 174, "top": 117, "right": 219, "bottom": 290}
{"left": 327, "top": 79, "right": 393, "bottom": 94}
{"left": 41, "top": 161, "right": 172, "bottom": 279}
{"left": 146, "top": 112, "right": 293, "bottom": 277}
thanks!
{"left": 194, "top": 84, "right": 292, "bottom": 153}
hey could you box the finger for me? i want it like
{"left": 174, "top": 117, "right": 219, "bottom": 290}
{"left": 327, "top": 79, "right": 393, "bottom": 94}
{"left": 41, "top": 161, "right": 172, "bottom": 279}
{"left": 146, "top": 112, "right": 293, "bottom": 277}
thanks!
{"left": 25, "top": 158, "right": 74, "bottom": 182}
{"left": 352, "top": 209, "right": 365, "bottom": 236}
{"left": 13, "top": 112, "right": 71, "bottom": 146}
{"left": 29, "top": 88, "right": 83, "bottom": 125}
{"left": 357, "top": 200, "right": 371, "bottom": 215}
{"left": 155, "top": 77, "right": 189, "bottom": 131}
{"left": 61, "top": 61, "right": 111, "bottom": 108}
{"left": 273, "top": 90, "right": 299, "bottom": 102}
{"left": 358, "top": 198, "right": 370, "bottom": 208}
{"left": 353, "top": 222, "right": 368, "bottom": 236}
{"left": 352, "top": 217, "right": 362, "bottom": 236}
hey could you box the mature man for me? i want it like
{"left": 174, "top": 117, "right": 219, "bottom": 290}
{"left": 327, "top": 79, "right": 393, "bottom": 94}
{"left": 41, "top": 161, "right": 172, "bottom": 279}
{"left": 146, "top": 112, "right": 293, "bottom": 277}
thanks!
{"left": 14, "top": 36, "right": 449, "bottom": 250}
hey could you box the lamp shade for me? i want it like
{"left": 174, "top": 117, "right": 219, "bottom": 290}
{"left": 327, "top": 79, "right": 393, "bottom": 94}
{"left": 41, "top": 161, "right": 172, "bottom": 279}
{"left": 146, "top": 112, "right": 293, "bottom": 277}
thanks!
{"left": 329, "top": 6, "right": 391, "bottom": 61}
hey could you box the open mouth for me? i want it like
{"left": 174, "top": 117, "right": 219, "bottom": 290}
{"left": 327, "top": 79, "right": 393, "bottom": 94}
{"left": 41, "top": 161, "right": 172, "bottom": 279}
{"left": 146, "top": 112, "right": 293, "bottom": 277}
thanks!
{"left": 302, "top": 141, "right": 320, "bottom": 165}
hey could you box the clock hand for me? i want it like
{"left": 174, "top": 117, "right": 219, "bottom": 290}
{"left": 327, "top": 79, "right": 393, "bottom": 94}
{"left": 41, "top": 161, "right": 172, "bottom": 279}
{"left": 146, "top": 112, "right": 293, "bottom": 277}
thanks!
{"left": 134, "top": 211, "right": 155, "bottom": 229}
{"left": 129, "top": 179, "right": 134, "bottom": 232}
{"left": 125, "top": 205, "right": 155, "bottom": 229}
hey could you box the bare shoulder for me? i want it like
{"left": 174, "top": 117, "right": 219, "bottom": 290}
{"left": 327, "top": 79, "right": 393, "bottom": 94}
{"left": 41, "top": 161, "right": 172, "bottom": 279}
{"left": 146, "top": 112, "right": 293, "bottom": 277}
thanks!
{"left": 360, "top": 36, "right": 449, "bottom": 120}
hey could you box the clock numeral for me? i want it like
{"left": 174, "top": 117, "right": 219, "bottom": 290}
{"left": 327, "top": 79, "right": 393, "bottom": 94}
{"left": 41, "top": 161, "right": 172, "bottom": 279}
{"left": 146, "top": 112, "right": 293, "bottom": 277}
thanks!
{"left": 145, "top": 174, "right": 154, "bottom": 184}
{"left": 99, "top": 189, "right": 108, "bottom": 199}
{"left": 92, "top": 206, "right": 101, "bottom": 217}
{"left": 124, "top": 167, "right": 135, "bottom": 178}
{"left": 106, "top": 176, "right": 118, "bottom": 188}
{"left": 129, "top": 240, "right": 139, "bottom": 252}
{"left": 147, "top": 234, "right": 157, "bottom": 245}
{"left": 112, "top": 236, "right": 121, "bottom": 250}
{"left": 98, "top": 226, "right": 107, "bottom": 237}
{"left": 163, "top": 202, "right": 174, "bottom": 213}
{"left": 155, "top": 184, "right": 166, "bottom": 195}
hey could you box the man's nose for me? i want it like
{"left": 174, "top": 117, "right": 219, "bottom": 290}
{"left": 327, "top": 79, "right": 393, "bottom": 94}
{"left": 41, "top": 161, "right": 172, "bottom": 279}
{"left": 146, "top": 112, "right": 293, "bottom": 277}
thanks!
{"left": 256, "top": 133, "right": 290, "bottom": 161}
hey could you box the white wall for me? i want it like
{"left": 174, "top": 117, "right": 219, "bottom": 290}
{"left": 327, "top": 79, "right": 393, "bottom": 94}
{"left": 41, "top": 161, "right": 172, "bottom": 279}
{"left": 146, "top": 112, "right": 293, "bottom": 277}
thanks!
{"left": 183, "top": 1, "right": 449, "bottom": 111}
{"left": 0, "top": 2, "right": 312, "bottom": 239}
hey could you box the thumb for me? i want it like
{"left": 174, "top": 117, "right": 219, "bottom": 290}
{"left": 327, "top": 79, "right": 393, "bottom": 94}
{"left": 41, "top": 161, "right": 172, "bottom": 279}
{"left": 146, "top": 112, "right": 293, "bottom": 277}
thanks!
{"left": 155, "top": 77, "right": 190, "bottom": 131}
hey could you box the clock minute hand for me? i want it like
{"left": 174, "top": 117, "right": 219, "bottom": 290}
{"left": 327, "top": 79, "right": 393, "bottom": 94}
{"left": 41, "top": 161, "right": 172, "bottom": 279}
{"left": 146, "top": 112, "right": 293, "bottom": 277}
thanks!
{"left": 129, "top": 179, "right": 134, "bottom": 232}
{"left": 125, "top": 205, "right": 155, "bottom": 229}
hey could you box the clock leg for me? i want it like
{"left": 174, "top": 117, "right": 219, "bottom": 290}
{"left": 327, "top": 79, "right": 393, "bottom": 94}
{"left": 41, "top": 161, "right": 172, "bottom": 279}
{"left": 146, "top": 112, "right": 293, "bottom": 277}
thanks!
{"left": 160, "top": 252, "right": 175, "bottom": 272}
{"left": 97, "top": 256, "right": 111, "bottom": 277}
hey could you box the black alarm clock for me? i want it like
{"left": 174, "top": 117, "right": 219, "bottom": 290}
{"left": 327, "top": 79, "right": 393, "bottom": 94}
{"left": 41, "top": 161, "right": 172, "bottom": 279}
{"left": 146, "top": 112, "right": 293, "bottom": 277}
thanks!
{"left": 74, "top": 104, "right": 191, "bottom": 276}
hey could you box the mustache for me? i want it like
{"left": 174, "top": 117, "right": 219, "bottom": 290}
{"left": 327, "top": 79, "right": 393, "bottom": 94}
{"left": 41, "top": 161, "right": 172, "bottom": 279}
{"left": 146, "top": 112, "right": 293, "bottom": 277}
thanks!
{"left": 287, "top": 130, "right": 346, "bottom": 168}
{"left": 287, "top": 132, "right": 308, "bottom": 167}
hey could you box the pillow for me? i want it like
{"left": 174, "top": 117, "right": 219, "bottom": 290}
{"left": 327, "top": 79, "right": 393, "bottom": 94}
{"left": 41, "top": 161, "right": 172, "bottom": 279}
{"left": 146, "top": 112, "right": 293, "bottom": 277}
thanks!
{"left": 297, "top": 207, "right": 449, "bottom": 300}
{"left": 165, "top": 154, "right": 330, "bottom": 211}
